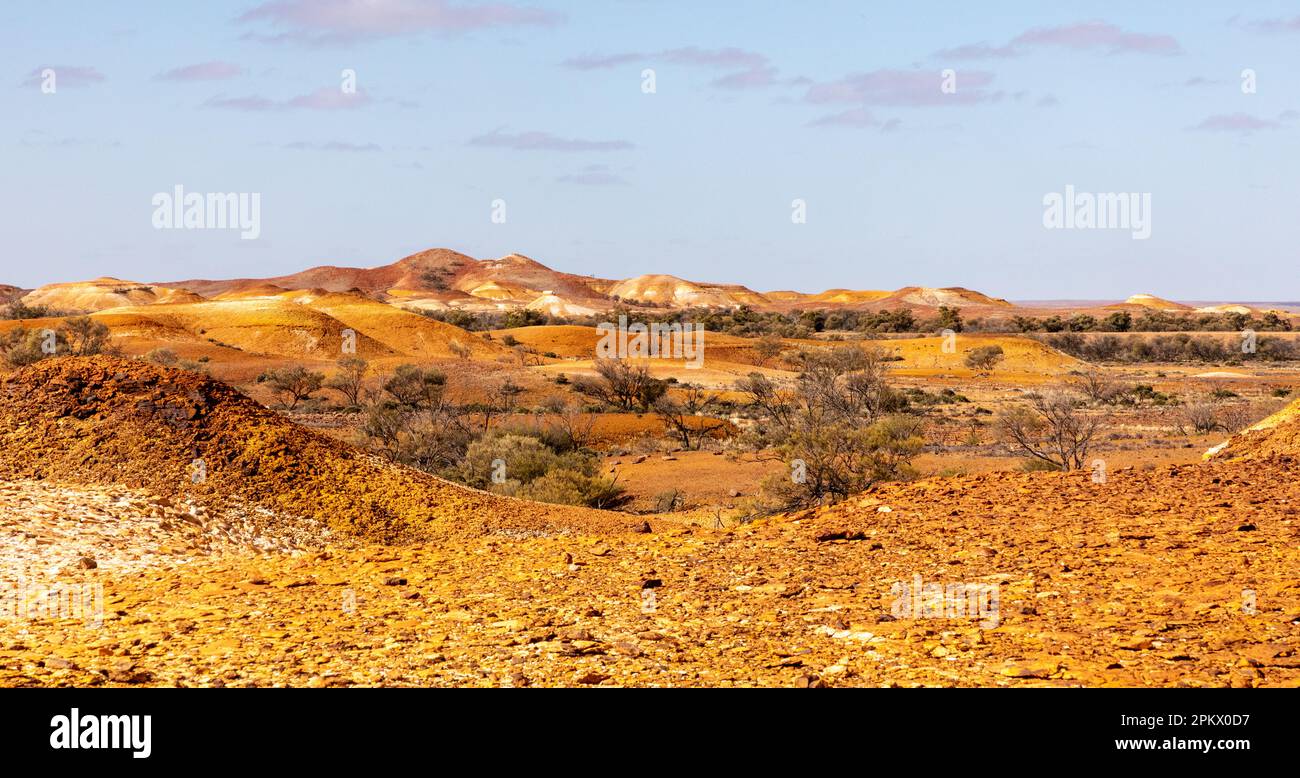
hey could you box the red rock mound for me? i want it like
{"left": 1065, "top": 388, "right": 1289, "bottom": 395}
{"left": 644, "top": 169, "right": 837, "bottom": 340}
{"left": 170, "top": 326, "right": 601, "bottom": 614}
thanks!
{"left": 1206, "top": 397, "right": 1300, "bottom": 463}
{"left": 0, "top": 357, "right": 642, "bottom": 543}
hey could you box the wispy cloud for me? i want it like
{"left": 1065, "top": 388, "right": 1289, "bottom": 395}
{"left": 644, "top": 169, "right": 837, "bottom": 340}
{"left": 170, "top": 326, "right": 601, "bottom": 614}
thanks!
{"left": 561, "top": 52, "right": 644, "bottom": 70}
{"left": 21, "top": 65, "right": 105, "bottom": 88}
{"left": 156, "top": 61, "right": 243, "bottom": 81}
{"left": 468, "top": 129, "right": 633, "bottom": 152}
{"left": 712, "top": 66, "right": 779, "bottom": 90}
{"left": 661, "top": 46, "right": 767, "bottom": 70}
{"left": 283, "top": 140, "right": 382, "bottom": 151}
{"left": 562, "top": 46, "right": 779, "bottom": 90}
{"left": 1191, "top": 113, "right": 1282, "bottom": 133}
{"left": 238, "top": 0, "right": 564, "bottom": 45}
{"left": 804, "top": 69, "right": 998, "bottom": 107}
{"left": 933, "top": 43, "right": 1017, "bottom": 60}
{"left": 1234, "top": 15, "right": 1300, "bottom": 34}
{"left": 557, "top": 164, "right": 628, "bottom": 185}
{"left": 205, "top": 86, "right": 373, "bottom": 111}
{"left": 807, "top": 109, "right": 900, "bottom": 131}
{"left": 936, "top": 21, "right": 1181, "bottom": 60}
{"left": 20, "top": 130, "right": 121, "bottom": 148}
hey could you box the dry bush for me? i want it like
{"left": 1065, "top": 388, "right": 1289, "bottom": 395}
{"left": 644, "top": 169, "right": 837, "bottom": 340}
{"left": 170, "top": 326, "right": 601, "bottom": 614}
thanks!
{"left": 736, "top": 345, "right": 921, "bottom": 508}
{"left": 572, "top": 359, "right": 667, "bottom": 411}
{"left": 964, "top": 344, "right": 1005, "bottom": 370}
{"left": 996, "top": 388, "right": 1103, "bottom": 470}
{"left": 458, "top": 431, "right": 625, "bottom": 508}
{"left": 1179, "top": 402, "right": 1222, "bottom": 434}
{"left": 1075, "top": 368, "right": 1128, "bottom": 405}
{"left": 382, "top": 364, "right": 447, "bottom": 410}
{"left": 61, "top": 317, "right": 112, "bottom": 356}
{"left": 261, "top": 365, "right": 325, "bottom": 410}
{"left": 653, "top": 384, "right": 720, "bottom": 450}
{"left": 325, "top": 356, "right": 369, "bottom": 407}
{"left": 541, "top": 397, "right": 598, "bottom": 450}
{"left": 145, "top": 348, "right": 179, "bottom": 367}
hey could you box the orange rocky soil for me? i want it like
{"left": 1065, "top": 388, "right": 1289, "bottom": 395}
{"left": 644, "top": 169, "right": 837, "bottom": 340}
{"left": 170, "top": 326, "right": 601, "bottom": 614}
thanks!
{"left": 2, "top": 358, "right": 1298, "bottom": 687}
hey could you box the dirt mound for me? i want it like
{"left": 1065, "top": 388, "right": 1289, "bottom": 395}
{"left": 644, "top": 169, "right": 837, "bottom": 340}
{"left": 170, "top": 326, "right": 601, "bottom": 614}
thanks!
{"left": 607, "top": 275, "right": 764, "bottom": 308}
{"left": 0, "top": 285, "right": 24, "bottom": 306}
{"left": 1205, "top": 397, "right": 1300, "bottom": 461}
{"left": 21, "top": 278, "right": 203, "bottom": 312}
{"left": 761, "top": 286, "right": 1009, "bottom": 311}
{"left": 808, "top": 288, "right": 892, "bottom": 304}
{"left": 886, "top": 286, "right": 1013, "bottom": 309}
{"left": 90, "top": 291, "right": 509, "bottom": 362}
{"left": 869, "top": 334, "right": 1083, "bottom": 375}
{"left": 278, "top": 290, "right": 510, "bottom": 360}
{"left": 0, "top": 357, "right": 642, "bottom": 543}
{"left": 1119, "top": 294, "right": 1192, "bottom": 312}
{"left": 162, "top": 249, "right": 614, "bottom": 308}
{"left": 525, "top": 292, "right": 601, "bottom": 318}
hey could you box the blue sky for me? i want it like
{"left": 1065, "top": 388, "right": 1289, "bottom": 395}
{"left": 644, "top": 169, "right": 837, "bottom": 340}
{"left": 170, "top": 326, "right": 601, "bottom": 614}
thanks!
{"left": 2, "top": 1, "right": 1298, "bottom": 299}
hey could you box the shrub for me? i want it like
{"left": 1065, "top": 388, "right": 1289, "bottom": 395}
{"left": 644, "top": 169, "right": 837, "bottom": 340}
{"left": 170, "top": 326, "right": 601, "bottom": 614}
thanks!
{"left": 572, "top": 359, "right": 667, "bottom": 411}
{"left": 964, "top": 344, "right": 1005, "bottom": 370}
{"left": 60, "top": 316, "right": 111, "bottom": 356}
{"left": 325, "top": 356, "right": 369, "bottom": 406}
{"left": 383, "top": 364, "right": 447, "bottom": 410}
{"left": 736, "top": 345, "right": 920, "bottom": 508}
{"left": 0, "top": 327, "right": 63, "bottom": 367}
{"left": 262, "top": 365, "right": 325, "bottom": 410}
{"left": 996, "top": 388, "right": 1102, "bottom": 470}
{"left": 146, "top": 348, "right": 179, "bottom": 366}
{"left": 654, "top": 489, "right": 685, "bottom": 512}
{"left": 458, "top": 432, "right": 624, "bottom": 508}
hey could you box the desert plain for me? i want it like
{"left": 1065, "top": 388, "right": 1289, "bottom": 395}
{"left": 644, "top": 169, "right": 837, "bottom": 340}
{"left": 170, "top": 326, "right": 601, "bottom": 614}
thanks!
{"left": 1, "top": 247, "right": 1298, "bottom": 687}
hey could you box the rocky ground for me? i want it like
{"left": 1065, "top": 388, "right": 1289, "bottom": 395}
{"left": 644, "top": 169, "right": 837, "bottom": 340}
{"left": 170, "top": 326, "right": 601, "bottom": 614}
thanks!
{"left": 3, "top": 455, "right": 1297, "bottom": 687}
{"left": 1, "top": 357, "right": 1297, "bottom": 687}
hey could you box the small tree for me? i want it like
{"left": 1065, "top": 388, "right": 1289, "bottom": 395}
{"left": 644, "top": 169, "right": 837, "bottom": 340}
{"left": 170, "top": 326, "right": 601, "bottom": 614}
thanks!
{"left": 653, "top": 385, "right": 720, "bottom": 450}
{"left": 263, "top": 365, "right": 325, "bottom": 410}
{"left": 736, "top": 345, "right": 919, "bottom": 508}
{"left": 996, "top": 388, "right": 1102, "bottom": 470}
{"left": 1179, "top": 402, "right": 1221, "bottom": 434}
{"left": 60, "top": 316, "right": 111, "bottom": 356}
{"left": 935, "top": 306, "right": 963, "bottom": 333}
{"left": 572, "top": 359, "right": 667, "bottom": 411}
{"left": 383, "top": 364, "right": 447, "bottom": 410}
{"left": 326, "top": 356, "right": 369, "bottom": 406}
{"left": 538, "top": 395, "right": 598, "bottom": 450}
{"left": 753, "top": 334, "right": 784, "bottom": 367}
{"left": 1076, "top": 368, "right": 1127, "bottom": 405}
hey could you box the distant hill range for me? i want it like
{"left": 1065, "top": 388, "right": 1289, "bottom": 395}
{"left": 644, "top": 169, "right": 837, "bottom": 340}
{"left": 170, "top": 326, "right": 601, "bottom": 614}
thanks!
{"left": 5, "top": 247, "right": 1296, "bottom": 321}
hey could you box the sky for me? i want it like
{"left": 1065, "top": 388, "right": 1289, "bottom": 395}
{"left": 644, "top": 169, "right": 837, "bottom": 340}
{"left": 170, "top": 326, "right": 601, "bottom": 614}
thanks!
{"left": 2, "top": 1, "right": 1298, "bottom": 300}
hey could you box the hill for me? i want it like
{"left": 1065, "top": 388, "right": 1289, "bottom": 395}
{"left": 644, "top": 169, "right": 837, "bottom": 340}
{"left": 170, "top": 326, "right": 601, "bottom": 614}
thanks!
{"left": 1205, "top": 397, "right": 1300, "bottom": 461}
{"left": 91, "top": 289, "right": 511, "bottom": 362}
{"left": 0, "top": 357, "right": 644, "bottom": 543}
{"left": 21, "top": 278, "right": 203, "bottom": 312}
{"left": 0, "top": 285, "right": 24, "bottom": 306}
{"left": 606, "top": 274, "right": 768, "bottom": 308}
